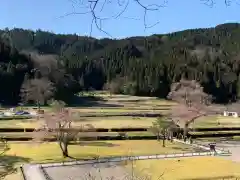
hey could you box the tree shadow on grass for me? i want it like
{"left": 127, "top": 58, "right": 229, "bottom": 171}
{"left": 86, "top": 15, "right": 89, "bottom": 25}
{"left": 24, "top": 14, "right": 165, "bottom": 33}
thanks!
{"left": 71, "top": 141, "right": 119, "bottom": 147}
{"left": 0, "top": 155, "right": 30, "bottom": 179}
{"left": 78, "top": 113, "right": 164, "bottom": 118}
{"left": 68, "top": 95, "right": 123, "bottom": 108}
{"left": 171, "top": 146, "right": 206, "bottom": 152}
{"left": 67, "top": 153, "right": 104, "bottom": 161}
{"left": 171, "top": 146, "right": 190, "bottom": 151}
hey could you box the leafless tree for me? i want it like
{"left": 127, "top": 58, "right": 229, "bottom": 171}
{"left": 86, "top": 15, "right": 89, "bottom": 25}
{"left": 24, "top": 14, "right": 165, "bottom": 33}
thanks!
{"left": 20, "top": 78, "right": 56, "bottom": 110}
{"left": 33, "top": 100, "right": 96, "bottom": 158}
{"left": 63, "top": 0, "right": 236, "bottom": 37}
{"left": 167, "top": 79, "right": 222, "bottom": 141}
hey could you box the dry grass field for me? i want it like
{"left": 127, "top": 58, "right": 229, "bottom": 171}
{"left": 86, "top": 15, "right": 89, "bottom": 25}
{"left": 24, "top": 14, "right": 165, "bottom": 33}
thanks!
{"left": 133, "top": 156, "right": 240, "bottom": 180}
{"left": 6, "top": 140, "right": 197, "bottom": 163}
{"left": 0, "top": 117, "right": 155, "bottom": 129}
{"left": 1, "top": 92, "right": 240, "bottom": 130}
{"left": 0, "top": 117, "right": 156, "bottom": 129}
{"left": 72, "top": 116, "right": 156, "bottom": 128}
{"left": 0, "top": 92, "right": 175, "bottom": 129}
{"left": 191, "top": 116, "right": 240, "bottom": 128}
{"left": 3, "top": 91, "right": 238, "bottom": 129}
{"left": 3, "top": 172, "right": 21, "bottom": 180}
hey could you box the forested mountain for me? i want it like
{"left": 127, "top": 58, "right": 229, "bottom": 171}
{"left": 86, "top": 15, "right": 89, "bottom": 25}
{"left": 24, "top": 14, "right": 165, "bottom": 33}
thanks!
{"left": 1, "top": 23, "right": 240, "bottom": 105}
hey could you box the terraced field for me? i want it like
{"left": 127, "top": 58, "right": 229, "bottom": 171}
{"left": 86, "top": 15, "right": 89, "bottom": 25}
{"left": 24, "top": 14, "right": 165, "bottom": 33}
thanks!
{"left": 0, "top": 92, "right": 174, "bottom": 130}
{"left": 191, "top": 116, "right": 240, "bottom": 128}
{"left": 2, "top": 92, "right": 240, "bottom": 180}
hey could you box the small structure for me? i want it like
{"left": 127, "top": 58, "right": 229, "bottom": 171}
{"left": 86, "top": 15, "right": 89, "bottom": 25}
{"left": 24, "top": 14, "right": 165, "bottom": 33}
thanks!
{"left": 223, "top": 111, "right": 238, "bottom": 118}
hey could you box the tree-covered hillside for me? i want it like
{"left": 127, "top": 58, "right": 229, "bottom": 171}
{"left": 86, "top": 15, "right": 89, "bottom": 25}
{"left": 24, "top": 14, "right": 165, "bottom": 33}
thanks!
{"left": 1, "top": 23, "right": 240, "bottom": 105}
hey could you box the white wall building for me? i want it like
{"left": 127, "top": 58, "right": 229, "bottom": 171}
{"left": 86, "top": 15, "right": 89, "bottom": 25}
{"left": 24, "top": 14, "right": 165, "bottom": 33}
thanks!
{"left": 223, "top": 111, "right": 239, "bottom": 118}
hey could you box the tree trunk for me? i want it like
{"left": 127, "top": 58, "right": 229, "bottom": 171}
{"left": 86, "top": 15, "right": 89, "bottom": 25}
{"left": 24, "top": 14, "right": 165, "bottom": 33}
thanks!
{"left": 162, "top": 135, "right": 165, "bottom": 147}
{"left": 157, "top": 133, "right": 160, "bottom": 141}
{"left": 59, "top": 141, "right": 69, "bottom": 158}
{"left": 37, "top": 100, "right": 40, "bottom": 111}
{"left": 189, "top": 137, "right": 193, "bottom": 144}
{"left": 167, "top": 131, "right": 171, "bottom": 141}
{"left": 183, "top": 124, "right": 188, "bottom": 142}
{"left": 170, "top": 131, "right": 173, "bottom": 142}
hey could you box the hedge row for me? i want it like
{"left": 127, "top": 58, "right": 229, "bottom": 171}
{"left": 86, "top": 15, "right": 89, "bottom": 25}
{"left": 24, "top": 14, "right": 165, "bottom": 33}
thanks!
{"left": 0, "top": 131, "right": 153, "bottom": 138}
{"left": 77, "top": 113, "right": 164, "bottom": 118}
{"left": 0, "top": 127, "right": 149, "bottom": 132}
{"left": 0, "top": 131, "right": 158, "bottom": 141}
{"left": 190, "top": 131, "right": 240, "bottom": 135}
{"left": 0, "top": 115, "right": 32, "bottom": 120}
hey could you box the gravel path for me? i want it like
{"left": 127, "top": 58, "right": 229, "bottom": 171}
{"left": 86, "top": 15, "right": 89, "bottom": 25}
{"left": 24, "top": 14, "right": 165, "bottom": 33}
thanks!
{"left": 44, "top": 162, "right": 129, "bottom": 180}
{"left": 22, "top": 164, "right": 46, "bottom": 180}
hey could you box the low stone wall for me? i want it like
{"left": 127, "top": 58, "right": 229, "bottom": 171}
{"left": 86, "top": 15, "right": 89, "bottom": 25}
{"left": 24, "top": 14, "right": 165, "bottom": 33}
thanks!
{"left": 39, "top": 151, "right": 215, "bottom": 168}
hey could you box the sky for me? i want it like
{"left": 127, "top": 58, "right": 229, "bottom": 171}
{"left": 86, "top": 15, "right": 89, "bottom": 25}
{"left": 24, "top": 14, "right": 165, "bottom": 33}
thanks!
{"left": 1, "top": 0, "right": 240, "bottom": 39}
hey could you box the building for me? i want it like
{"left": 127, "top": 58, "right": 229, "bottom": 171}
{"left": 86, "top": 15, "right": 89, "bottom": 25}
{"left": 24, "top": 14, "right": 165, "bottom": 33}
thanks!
{"left": 223, "top": 111, "right": 239, "bottom": 118}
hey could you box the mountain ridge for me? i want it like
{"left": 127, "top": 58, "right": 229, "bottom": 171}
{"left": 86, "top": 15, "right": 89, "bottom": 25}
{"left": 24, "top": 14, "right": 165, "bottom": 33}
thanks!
{"left": 1, "top": 22, "right": 240, "bottom": 105}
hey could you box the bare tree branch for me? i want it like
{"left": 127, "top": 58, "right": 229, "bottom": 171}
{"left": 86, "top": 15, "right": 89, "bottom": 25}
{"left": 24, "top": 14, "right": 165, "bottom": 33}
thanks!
{"left": 200, "top": 0, "right": 236, "bottom": 7}
{"left": 58, "top": 0, "right": 238, "bottom": 37}
{"left": 20, "top": 78, "right": 56, "bottom": 110}
{"left": 58, "top": 0, "right": 168, "bottom": 37}
{"left": 134, "top": 0, "right": 167, "bottom": 30}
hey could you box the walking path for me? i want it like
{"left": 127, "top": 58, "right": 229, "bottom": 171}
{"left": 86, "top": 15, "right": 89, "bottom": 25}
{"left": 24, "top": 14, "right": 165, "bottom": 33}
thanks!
{"left": 22, "top": 164, "right": 46, "bottom": 180}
